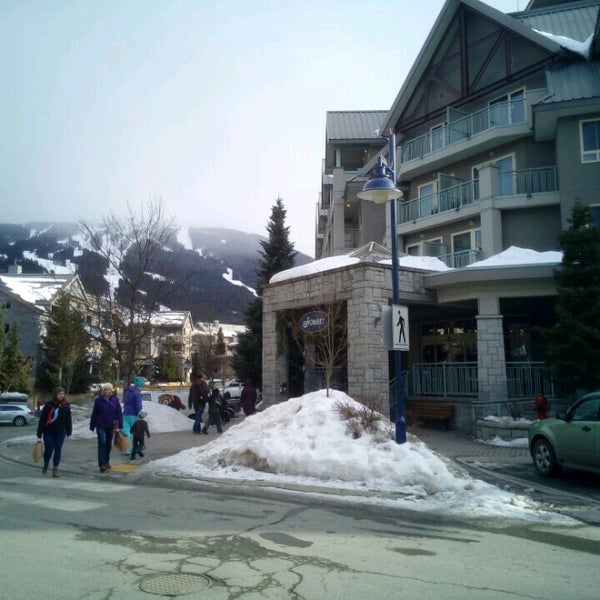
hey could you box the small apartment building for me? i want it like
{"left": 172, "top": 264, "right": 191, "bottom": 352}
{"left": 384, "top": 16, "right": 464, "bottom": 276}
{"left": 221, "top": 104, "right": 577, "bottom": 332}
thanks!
{"left": 0, "top": 269, "right": 91, "bottom": 378}
{"left": 145, "top": 311, "right": 194, "bottom": 383}
{"left": 265, "top": 0, "right": 600, "bottom": 431}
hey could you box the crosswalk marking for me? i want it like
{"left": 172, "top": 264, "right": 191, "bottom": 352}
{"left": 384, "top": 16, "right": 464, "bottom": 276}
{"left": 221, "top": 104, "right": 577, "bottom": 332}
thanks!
{"left": 1, "top": 477, "right": 135, "bottom": 493}
{"left": 0, "top": 488, "right": 106, "bottom": 511}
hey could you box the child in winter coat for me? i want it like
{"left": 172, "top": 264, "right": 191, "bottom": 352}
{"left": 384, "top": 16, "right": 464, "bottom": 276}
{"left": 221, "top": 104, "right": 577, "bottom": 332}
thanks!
{"left": 130, "top": 410, "right": 151, "bottom": 460}
{"left": 202, "top": 388, "right": 223, "bottom": 434}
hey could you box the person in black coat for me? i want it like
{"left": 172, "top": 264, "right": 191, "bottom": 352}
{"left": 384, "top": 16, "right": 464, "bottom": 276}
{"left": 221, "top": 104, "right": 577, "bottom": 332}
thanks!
{"left": 202, "top": 388, "right": 224, "bottom": 434}
{"left": 240, "top": 379, "right": 258, "bottom": 416}
{"left": 188, "top": 375, "right": 210, "bottom": 433}
{"left": 37, "top": 387, "right": 73, "bottom": 477}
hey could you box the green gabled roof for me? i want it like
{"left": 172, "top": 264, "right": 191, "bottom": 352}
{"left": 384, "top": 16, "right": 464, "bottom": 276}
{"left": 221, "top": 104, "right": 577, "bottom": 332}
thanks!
{"left": 326, "top": 111, "right": 388, "bottom": 143}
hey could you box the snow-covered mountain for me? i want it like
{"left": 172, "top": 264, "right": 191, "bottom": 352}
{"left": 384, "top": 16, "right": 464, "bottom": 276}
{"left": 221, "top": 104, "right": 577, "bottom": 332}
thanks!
{"left": 0, "top": 222, "right": 312, "bottom": 324}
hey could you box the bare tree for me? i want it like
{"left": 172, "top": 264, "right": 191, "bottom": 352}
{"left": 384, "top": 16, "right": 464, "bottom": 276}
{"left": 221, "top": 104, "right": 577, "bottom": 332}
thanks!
{"left": 290, "top": 301, "right": 348, "bottom": 397}
{"left": 80, "top": 199, "right": 177, "bottom": 383}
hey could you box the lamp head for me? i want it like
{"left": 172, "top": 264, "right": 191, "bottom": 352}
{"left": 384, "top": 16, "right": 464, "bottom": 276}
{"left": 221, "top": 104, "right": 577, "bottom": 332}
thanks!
{"left": 357, "top": 158, "right": 402, "bottom": 204}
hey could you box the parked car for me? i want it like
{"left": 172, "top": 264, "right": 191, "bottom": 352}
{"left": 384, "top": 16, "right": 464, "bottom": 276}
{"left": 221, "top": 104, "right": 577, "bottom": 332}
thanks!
{"left": 88, "top": 383, "right": 101, "bottom": 394}
{"left": 222, "top": 380, "right": 262, "bottom": 413}
{"left": 528, "top": 391, "right": 600, "bottom": 476}
{"left": 0, "top": 392, "right": 30, "bottom": 403}
{"left": 0, "top": 404, "right": 36, "bottom": 427}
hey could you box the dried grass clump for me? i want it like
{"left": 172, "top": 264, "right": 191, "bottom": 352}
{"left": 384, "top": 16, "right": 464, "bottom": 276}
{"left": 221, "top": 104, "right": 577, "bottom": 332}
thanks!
{"left": 334, "top": 397, "right": 385, "bottom": 439}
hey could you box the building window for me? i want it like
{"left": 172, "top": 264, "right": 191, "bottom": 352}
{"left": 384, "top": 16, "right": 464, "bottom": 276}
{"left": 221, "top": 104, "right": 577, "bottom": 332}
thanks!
{"left": 0, "top": 301, "right": 11, "bottom": 309}
{"left": 590, "top": 204, "right": 600, "bottom": 228}
{"left": 451, "top": 229, "right": 481, "bottom": 267}
{"left": 581, "top": 119, "right": 600, "bottom": 163}
{"left": 489, "top": 89, "right": 525, "bottom": 126}
{"left": 418, "top": 181, "right": 436, "bottom": 215}
{"left": 430, "top": 123, "right": 445, "bottom": 151}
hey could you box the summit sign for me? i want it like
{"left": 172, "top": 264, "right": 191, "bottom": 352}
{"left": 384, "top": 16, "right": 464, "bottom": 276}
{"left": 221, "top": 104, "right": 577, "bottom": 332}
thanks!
{"left": 298, "top": 311, "right": 329, "bottom": 333}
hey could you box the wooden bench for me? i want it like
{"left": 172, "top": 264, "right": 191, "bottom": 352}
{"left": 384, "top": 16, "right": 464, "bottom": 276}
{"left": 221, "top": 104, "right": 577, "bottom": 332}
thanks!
{"left": 407, "top": 401, "right": 454, "bottom": 429}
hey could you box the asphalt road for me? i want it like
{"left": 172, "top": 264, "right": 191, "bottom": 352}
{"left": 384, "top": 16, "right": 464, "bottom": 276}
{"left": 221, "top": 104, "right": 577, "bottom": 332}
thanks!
{"left": 2, "top": 443, "right": 600, "bottom": 600}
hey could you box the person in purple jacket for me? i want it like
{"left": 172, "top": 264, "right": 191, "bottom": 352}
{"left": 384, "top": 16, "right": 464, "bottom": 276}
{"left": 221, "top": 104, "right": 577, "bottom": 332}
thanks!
{"left": 89, "top": 382, "right": 123, "bottom": 473}
{"left": 122, "top": 376, "right": 144, "bottom": 455}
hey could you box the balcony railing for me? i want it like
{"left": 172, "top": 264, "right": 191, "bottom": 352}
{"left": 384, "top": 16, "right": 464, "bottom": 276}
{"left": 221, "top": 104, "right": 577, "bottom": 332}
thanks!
{"left": 402, "top": 97, "right": 527, "bottom": 163}
{"left": 344, "top": 228, "right": 359, "bottom": 249}
{"left": 399, "top": 179, "right": 478, "bottom": 223}
{"left": 438, "top": 248, "right": 482, "bottom": 268}
{"left": 398, "top": 167, "right": 558, "bottom": 225}
{"left": 409, "top": 361, "right": 553, "bottom": 399}
{"left": 499, "top": 167, "right": 558, "bottom": 196}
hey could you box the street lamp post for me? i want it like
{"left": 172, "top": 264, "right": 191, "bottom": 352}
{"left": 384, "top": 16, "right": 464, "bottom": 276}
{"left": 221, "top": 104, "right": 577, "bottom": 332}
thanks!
{"left": 358, "top": 134, "right": 407, "bottom": 444}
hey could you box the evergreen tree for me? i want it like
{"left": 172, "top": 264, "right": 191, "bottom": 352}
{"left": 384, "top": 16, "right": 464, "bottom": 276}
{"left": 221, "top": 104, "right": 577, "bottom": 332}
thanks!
{"left": 1, "top": 320, "right": 31, "bottom": 392}
{"left": 41, "top": 292, "right": 90, "bottom": 393}
{"left": 543, "top": 202, "right": 600, "bottom": 395}
{"left": 155, "top": 348, "right": 179, "bottom": 382}
{"left": 231, "top": 198, "right": 297, "bottom": 388}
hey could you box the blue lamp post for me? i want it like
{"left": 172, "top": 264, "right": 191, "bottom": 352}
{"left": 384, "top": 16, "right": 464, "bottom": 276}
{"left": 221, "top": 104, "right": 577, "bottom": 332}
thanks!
{"left": 357, "top": 134, "right": 407, "bottom": 444}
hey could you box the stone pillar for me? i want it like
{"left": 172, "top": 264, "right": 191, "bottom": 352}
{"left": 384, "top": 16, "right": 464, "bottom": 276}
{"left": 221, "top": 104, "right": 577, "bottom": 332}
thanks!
{"left": 346, "top": 265, "right": 390, "bottom": 408}
{"left": 476, "top": 296, "right": 508, "bottom": 403}
{"left": 262, "top": 289, "right": 287, "bottom": 408}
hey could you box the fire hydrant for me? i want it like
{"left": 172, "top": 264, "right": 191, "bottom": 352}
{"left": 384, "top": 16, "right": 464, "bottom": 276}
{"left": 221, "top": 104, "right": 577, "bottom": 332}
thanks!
{"left": 534, "top": 393, "right": 550, "bottom": 419}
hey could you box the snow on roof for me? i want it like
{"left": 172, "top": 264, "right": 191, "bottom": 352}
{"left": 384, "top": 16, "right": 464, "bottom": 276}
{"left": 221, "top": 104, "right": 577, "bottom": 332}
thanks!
{"left": 151, "top": 311, "right": 191, "bottom": 326}
{"left": 465, "top": 246, "right": 562, "bottom": 269}
{"left": 270, "top": 246, "right": 562, "bottom": 284}
{"left": 0, "top": 274, "right": 74, "bottom": 307}
{"left": 270, "top": 253, "right": 450, "bottom": 284}
{"left": 534, "top": 30, "right": 594, "bottom": 60}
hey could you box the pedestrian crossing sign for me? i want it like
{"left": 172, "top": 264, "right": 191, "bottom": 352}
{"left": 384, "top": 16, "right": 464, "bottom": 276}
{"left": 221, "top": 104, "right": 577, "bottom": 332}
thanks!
{"left": 392, "top": 305, "right": 409, "bottom": 351}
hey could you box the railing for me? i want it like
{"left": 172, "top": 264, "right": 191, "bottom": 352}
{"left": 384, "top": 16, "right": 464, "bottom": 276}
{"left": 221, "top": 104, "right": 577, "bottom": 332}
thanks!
{"left": 399, "top": 180, "right": 478, "bottom": 223}
{"left": 402, "top": 97, "right": 527, "bottom": 163}
{"left": 438, "top": 248, "right": 482, "bottom": 268}
{"left": 344, "top": 228, "right": 360, "bottom": 249}
{"left": 410, "top": 361, "right": 554, "bottom": 399}
{"left": 505, "top": 361, "right": 554, "bottom": 399}
{"left": 398, "top": 166, "right": 557, "bottom": 225}
{"left": 498, "top": 167, "right": 558, "bottom": 196}
{"left": 412, "top": 362, "right": 479, "bottom": 397}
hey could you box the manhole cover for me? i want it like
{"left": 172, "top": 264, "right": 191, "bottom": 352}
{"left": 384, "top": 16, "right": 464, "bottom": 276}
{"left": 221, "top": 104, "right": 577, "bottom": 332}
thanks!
{"left": 139, "top": 573, "right": 211, "bottom": 596}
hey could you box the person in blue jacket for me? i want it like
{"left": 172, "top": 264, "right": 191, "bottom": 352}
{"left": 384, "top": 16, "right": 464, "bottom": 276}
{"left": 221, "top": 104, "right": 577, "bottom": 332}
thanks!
{"left": 122, "top": 376, "right": 144, "bottom": 454}
{"left": 89, "top": 383, "right": 123, "bottom": 473}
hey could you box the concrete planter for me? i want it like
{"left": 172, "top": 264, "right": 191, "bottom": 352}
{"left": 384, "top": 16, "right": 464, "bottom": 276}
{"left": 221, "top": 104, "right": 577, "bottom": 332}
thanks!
{"left": 474, "top": 418, "right": 530, "bottom": 442}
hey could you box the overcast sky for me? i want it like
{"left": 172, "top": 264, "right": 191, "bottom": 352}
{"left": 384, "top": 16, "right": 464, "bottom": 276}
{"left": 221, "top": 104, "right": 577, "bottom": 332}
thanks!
{"left": 1, "top": 0, "right": 521, "bottom": 257}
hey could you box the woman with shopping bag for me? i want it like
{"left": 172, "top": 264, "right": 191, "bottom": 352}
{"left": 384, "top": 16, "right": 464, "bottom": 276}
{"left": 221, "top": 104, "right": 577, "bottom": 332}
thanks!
{"left": 36, "top": 387, "right": 72, "bottom": 477}
{"left": 89, "top": 383, "right": 123, "bottom": 473}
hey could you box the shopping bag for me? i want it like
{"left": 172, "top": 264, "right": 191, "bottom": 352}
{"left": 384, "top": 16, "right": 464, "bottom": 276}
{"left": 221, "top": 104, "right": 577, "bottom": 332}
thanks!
{"left": 113, "top": 429, "right": 129, "bottom": 452}
{"left": 32, "top": 440, "right": 43, "bottom": 462}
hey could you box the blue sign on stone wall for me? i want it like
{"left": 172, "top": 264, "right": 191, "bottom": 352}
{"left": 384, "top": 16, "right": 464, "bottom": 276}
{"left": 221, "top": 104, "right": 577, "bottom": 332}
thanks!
{"left": 298, "top": 310, "right": 329, "bottom": 333}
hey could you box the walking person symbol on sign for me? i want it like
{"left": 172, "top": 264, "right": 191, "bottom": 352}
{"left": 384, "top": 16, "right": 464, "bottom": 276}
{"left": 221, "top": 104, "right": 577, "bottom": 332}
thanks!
{"left": 392, "top": 305, "right": 409, "bottom": 351}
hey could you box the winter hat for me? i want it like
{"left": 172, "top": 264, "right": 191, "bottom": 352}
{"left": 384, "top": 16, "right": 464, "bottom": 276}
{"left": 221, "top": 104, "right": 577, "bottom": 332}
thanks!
{"left": 54, "top": 386, "right": 65, "bottom": 394}
{"left": 134, "top": 376, "right": 146, "bottom": 388}
{"left": 138, "top": 410, "right": 148, "bottom": 419}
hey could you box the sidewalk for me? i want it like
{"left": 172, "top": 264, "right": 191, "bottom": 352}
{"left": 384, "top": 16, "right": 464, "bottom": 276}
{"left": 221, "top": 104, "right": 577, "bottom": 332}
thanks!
{"left": 1, "top": 423, "right": 531, "bottom": 481}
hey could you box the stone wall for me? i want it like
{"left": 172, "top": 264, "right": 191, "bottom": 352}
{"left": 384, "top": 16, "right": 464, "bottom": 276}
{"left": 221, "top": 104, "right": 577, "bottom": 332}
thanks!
{"left": 262, "top": 258, "right": 430, "bottom": 410}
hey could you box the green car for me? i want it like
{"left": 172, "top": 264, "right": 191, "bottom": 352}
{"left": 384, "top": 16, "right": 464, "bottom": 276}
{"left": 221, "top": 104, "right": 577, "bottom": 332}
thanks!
{"left": 528, "top": 392, "right": 600, "bottom": 476}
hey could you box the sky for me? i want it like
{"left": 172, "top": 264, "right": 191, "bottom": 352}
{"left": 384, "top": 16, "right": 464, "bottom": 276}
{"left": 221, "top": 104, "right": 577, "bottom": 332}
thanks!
{"left": 27, "top": 388, "right": 572, "bottom": 525}
{"left": 1, "top": 0, "right": 522, "bottom": 258}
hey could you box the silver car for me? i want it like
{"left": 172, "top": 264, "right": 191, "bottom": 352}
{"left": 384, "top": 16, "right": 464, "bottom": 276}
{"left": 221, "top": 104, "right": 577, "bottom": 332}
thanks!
{"left": 0, "top": 404, "right": 36, "bottom": 427}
